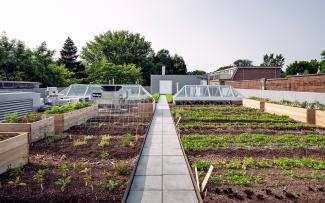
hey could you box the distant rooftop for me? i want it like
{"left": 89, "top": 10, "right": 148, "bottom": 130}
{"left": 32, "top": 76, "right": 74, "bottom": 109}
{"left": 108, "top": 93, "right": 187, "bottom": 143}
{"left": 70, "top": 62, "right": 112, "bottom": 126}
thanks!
{"left": 0, "top": 81, "right": 41, "bottom": 89}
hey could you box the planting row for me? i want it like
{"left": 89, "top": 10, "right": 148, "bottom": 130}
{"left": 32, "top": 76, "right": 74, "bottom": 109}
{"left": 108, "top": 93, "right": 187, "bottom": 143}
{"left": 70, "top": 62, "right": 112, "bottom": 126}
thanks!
{"left": 172, "top": 104, "right": 325, "bottom": 202}
{"left": 0, "top": 106, "right": 153, "bottom": 202}
{"left": 243, "top": 98, "right": 325, "bottom": 126}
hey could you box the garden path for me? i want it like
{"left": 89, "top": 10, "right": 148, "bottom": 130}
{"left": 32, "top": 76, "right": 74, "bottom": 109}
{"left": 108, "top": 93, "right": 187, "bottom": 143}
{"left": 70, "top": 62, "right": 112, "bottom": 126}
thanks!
{"left": 126, "top": 95, "right": 199, "bottom": 203}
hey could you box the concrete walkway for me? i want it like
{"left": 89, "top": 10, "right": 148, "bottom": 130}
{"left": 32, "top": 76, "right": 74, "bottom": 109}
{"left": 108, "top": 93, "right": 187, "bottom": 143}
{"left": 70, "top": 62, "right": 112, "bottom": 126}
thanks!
{"left": 126, "top": 95, "right": 199, "bottom": 203}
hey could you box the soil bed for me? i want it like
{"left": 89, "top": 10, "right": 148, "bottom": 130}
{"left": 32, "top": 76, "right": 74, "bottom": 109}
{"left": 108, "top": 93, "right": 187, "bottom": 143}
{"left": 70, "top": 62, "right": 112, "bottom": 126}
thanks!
{"left": 0, "top": 119, "right": 150, "bottom": 203}
{"left": 172, "top": 105, "right": 325, "bottom": 203}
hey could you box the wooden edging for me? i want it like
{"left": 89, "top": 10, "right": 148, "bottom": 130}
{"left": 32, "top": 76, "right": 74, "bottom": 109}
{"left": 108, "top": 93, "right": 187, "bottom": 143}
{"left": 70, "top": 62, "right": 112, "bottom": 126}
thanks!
{"left": 172, "top": 108, "right": 204, "bottom": 203}
{"left": 121, "top": 103, "right": 156, "bottom": 203}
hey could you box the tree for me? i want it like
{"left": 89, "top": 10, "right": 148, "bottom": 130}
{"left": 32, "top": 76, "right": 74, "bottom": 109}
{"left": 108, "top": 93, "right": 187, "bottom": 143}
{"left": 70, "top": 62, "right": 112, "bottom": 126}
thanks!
{"left": 81, "top": 30, "right": 154, "bottom": 85}
{"left": 187, "top": 70, "right": 206, "bottom": 75}
{"left": 58, "top": 37, "right": 86, "bottom": 80}
{"left": 320, "top": 50, "right": 325, "bottom": 73}
{"left": 285, "top": 60, "right": 320, "bottom": 76}
{"left": 0, "top": 33, "right": 75, "bottom": 87}
{"left": 216, "top": 65, "right": 233, "bottom": 71}
{"left": 233, "top": 59, "right": 253, "bottom": 67}
{"left": 86, "top": 59, "right": 142, "bottom": 84}
{"left": 153, "top": 49, "right": 187, "bottom": 75}
{"left": 261, "top": 53, "right": 285, "bottom": 67}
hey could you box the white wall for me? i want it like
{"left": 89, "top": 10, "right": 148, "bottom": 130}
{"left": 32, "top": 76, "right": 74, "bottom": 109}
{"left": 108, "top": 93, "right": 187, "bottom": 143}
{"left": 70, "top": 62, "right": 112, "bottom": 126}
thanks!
{"left": 236, "top": 88, "right": 325, "bottom": 104}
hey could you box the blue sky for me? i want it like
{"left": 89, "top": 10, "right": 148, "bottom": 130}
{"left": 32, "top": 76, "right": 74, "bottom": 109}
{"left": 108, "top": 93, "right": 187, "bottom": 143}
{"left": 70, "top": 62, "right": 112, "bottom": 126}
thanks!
{"left": 0, "top": 0, "right": 324, "bottom": 72}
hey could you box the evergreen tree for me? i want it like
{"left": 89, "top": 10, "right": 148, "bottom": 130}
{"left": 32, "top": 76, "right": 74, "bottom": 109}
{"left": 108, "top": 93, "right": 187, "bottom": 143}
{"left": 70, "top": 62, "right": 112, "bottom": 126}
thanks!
{"left": 59, "top": 37, "right": 86, "bottom": 80}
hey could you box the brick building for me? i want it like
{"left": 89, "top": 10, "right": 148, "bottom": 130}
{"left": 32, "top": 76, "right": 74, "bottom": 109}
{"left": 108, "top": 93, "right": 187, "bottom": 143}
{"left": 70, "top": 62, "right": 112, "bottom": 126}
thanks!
{"left": 208, "top": 66, "right": 282, "bottom": 85}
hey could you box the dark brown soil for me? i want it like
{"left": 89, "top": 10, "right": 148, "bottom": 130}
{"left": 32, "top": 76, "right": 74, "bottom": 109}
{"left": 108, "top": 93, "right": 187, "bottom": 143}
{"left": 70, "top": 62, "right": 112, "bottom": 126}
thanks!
{"left": 172, "top": 105, "right": 325, "bottom": 203}
{"left": 0, "top": 120, "right": 150, "bottom": 203}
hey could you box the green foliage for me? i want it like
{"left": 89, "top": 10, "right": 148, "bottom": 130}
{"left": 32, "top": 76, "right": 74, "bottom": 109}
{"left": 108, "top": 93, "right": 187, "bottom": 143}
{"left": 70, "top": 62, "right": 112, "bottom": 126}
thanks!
{"left": 192, "top": 160, "right": 211, "bottom": 171}
{"left": 7, "top": 176, "right": 27, "bottom": 187}
{"left": 104, "top": 172, "right": 120, "bottom": 191}
{"left": 152, "top": 93, "right": 160, "bottom": 103}
{"left": 166, "top": 94, "right": 173, "bottom": 103}
{"left": 3, "top": 112, "right": 19, "bottom": 123}
{"left": 33, "top": 169, "right": 49, "bottom": 191}
{"left": 261, "top": 53, "right": 285, "bottom": 67}
{"left": 58, "top": 163, "right": 69, "bottom": 177}
{"left": 187, "top": 70, "right": 206, "bottom": 75}
{"left": 80, "top": 168, "right": 93, "bottom": 188}
{"left": 286, "top": 60, "right": 320, "bottom": 76}
{"left": 84, "top": 135, "right": 93, "bottom": 141}
{"left": 98, "top": 135, "right": 110, "bottom": 147}
{"left": 86, "top": 59, "right": 143, "bottom": 84}
{"left": 46, "top": 134, "right": 66, "bottom": 144}
{"left": 44, "top": 102, "right": 92, "bottom": 114}
{"left": 100, "top": 151, "right": 109, "bottom": 159}
{"left": 9, "top": 166, "right": 23, "bottom": 177}
{"left": 122, "top": 134, "right": 134, "bottom": 147}
{"left": 58, "top": 37, "right": 86, "bottom": 81}
{"left": 228, "top": 170, "right": 264, "bottom": 185}
{"left": 55, "top": 176, "right": 72, "bottom": 192}
{"left": 73, "top": 139, "right": 87, "bottom": 147}
{"left": 116, "top": 161, "right": 127, "bottom": 175}
{"left": 181, "top": 133, "right": 325, "bottom": 151}
{"left": 233, "top": 59, "right": 253, "bottom": 67}
{"left": 209, "top": 175, "right": 225, "bottom": 185}
{"left": 178, "top": 121, "right": 313, "bottom": 130}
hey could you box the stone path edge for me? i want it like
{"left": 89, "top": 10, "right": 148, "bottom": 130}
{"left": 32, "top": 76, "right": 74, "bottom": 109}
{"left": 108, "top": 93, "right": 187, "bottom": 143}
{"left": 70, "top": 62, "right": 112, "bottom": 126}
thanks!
{"left": 171, "top": 106, "right": 204, "bottom": 203}
{"left": 121, "top": 103, "right": 157, "bottom": 203}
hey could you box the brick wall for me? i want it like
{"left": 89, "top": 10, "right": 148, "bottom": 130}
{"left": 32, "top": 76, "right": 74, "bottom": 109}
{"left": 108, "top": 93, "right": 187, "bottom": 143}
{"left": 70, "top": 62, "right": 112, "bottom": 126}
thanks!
{"left": 225, "top": 74, "right": 325, "bottom": 93}
{"left": 225, "top": 79, "right": 262, "bottom": 89}
{"left": 232, "top": 68, "right": 281, "bottom": 80}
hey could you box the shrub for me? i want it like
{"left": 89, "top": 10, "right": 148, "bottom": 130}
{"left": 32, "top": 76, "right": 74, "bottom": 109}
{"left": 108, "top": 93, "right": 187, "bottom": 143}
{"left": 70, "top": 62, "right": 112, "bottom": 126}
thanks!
{"left": 166, "top": 94, "right": 173, "bottom": 103}
{"left": 100, "top": 151, "right": 109, "bottom": 159}
{"left": 152, "top": 93, "right": 160, "bottom": 103}
{"left": 104, "top": 172, "right": 120, "bottom": 191}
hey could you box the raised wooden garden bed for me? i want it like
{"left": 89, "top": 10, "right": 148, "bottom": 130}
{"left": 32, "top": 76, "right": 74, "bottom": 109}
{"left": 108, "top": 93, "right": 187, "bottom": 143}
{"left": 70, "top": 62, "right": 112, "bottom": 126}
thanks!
{"left": 0, "top": 117, "right": 54, "bottom": 143}
{"left": 264, "top": 102, "right": 315, "bottom": 124}
{"left": 315, "top": 110, "right": 325, "bottom": 127}
{"left": 242, "top": 98, "right": 265, "bottom": 110}
{"left": 0, "top": 132, "right": 29, "bottom": 175}
{"left": 48, "top": 105, "right": 98, "bottom": 133}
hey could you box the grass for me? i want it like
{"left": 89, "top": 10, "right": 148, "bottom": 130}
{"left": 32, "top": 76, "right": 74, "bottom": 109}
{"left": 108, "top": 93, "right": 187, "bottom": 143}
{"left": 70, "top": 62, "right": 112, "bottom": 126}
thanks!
{"left": 182, "top": 133, "right": 325, "bottom": 151}
{"left": 192, "top": 157, "right": 325, "bottom": 170}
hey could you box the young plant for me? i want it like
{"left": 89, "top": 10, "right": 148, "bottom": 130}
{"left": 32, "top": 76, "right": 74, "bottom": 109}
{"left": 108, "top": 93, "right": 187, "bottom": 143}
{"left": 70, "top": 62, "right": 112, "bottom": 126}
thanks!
{"left": 9, "top": 166, "right": 23, "bottom": 177}
{"left": 33, "top": 169, "right": 49, "bottom": 191}
{"left": 98, "top": 135, "right": 110, "bottom": 147}
{"left": 84, "top": 135, "right": 93, "bottom": 141}
{"left": 116, "top": 161, "right": 127, "bottom": 175}
{"left": 80, "top": 168, "right": 93, "bottom": 190}
{"left": 46, "top": 134, "right": 66, "bottom": 144}
{"left": 122, "top": 134, "right": 134, "bottom": 147}
{"left": 59, "top": 163, "right": 69, "bottom": 177}
{"left": 55, "top": 176, "right": 72, "bottom": 192}
{"left": 104, "top": 172, "right": 120, "bottom": 191}
{"left": 100, "top": 151, "right": 109, "bottom": 159}
{"left": 7, "top": 176, "right": 27, "bottom": 187}
{"left": 3, "top": 112, "right": 19, "bottom": 123}
{"left": 73, "top": 139, "right": 87, "bottom": 147}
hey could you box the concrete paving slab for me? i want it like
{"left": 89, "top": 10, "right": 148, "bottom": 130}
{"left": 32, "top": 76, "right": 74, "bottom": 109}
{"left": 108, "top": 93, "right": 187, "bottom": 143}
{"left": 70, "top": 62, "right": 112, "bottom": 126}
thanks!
{"left": 127, "top": 191, "right": 162, "bottom": 203}
{"left": 142, "top": 144, "right": 162, "bottom": 156}
{"left": 135, "top": 156, "right": 162, "bottom": 175}
{"left": 131, "top": 176, "right": 162, "bottom": 191}
{"left": 163, "top": 175, "right": 194, "bottom": 190}
{"left": 163, "top": 191, "right": 197, "bottom": 203}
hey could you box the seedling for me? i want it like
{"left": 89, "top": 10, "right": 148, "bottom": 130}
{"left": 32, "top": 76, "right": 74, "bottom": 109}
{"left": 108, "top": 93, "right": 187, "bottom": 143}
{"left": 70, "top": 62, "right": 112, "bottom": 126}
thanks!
{"left": 59, "top": 163, "right": 69, "bottom": 176}
{"left": 80, "top": 168, "right": 93, "bottom": 190}
{"left": 8, "top": 176, "right": 27, "bottom": 187}
{"left": 55, "top": 176, "right": 71, "bottom": 192}
{"left": 122, "top": 134, "right": 134, "bottom": 147}
{"left": 100, "top": 151, "right": 109, "bottom": 159}
{"left": 33, "top": 169, "right": 49, "bottom": 191}
{"left": 9, "top": 166, "right": 23, "bottom": 177}
{"left": 84, "top": 135, "right": 93, "bottom": 141}
{"left": 116, "top": 161, "right": 127, "bottom": 175}
{"left": 104, "top": 172, "right": 120, "bottom": 191}
{"left": 73, "top": 139, "right": 87, "bottom": 146}
{"left": 46, "top": 134, "right": 66, "bottom": 144}
{"left": 98, "top": 135, "right": 110, "bottom": 147}
{"left": 3, "top": 112, "right": 19, "bottom": 123}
